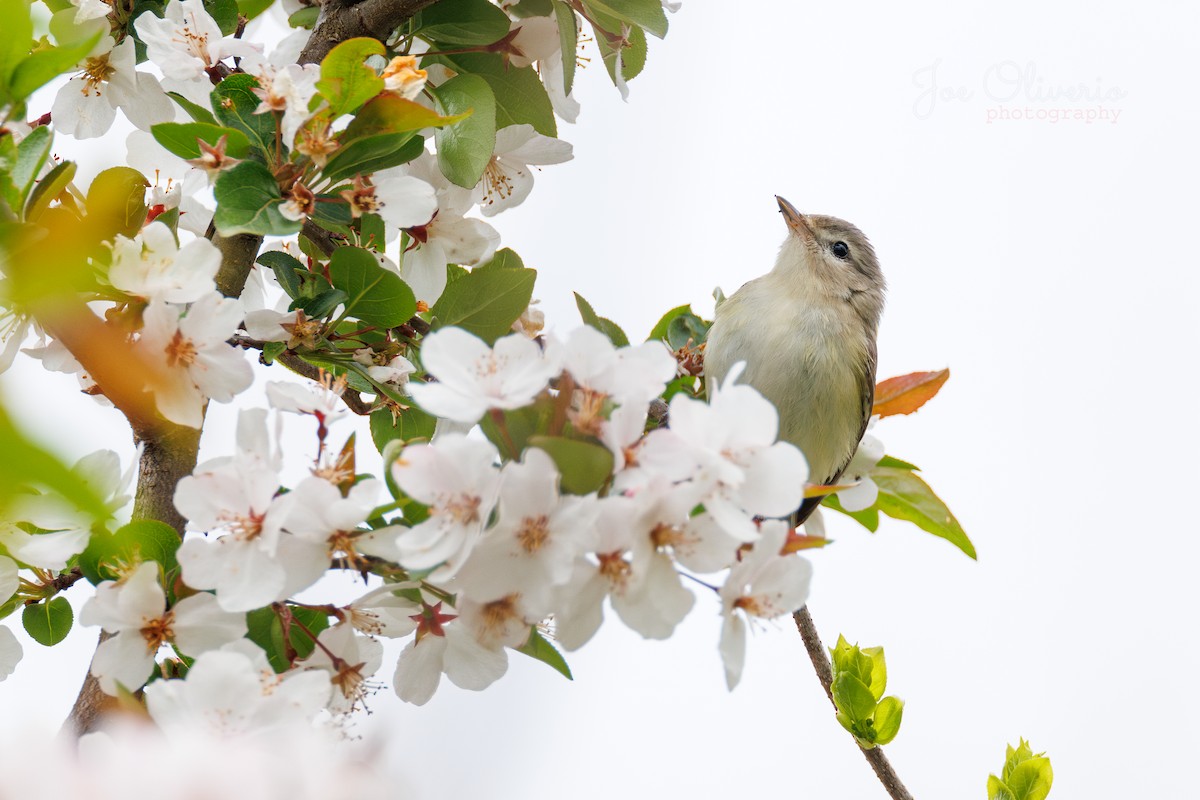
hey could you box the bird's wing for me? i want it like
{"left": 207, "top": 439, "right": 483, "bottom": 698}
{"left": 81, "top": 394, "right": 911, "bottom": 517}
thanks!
{"left": 793, "top": 337, "right": 877, "bottom": 527}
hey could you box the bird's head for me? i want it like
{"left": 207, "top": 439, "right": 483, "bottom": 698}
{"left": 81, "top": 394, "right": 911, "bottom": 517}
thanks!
{"left": 774, "top": 195, "right": 885, "bottom": 300}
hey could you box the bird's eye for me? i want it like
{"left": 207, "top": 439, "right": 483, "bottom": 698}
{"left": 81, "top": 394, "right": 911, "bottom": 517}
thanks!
{"left": 830, "top": 241, "right": 850, "bottom": 259}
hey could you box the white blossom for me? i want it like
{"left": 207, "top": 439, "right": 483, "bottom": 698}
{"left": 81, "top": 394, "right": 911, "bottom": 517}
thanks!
{"left": 108, "top": 221, "right": 220, "bottom": 304}
{"left": 718, "top": 521, "right": 812, "bottom": 690}
{"left": 390, "top": 434, "right": 501, "bottom": 576}
{"left": 145, "top": 640, "right": 332, "bottom": 737}
{"left": 80, "top": 562, "right": 247, "bottom": 695}
{"left": 139, "top": 293, "right": 252, "bottom": 427}
{"left": 0, "top": 626, "right": 20, "bottom": 682}
{"left": 51, "top": 37, "right": 173, "bottom": 139}
{"left": 135, "top": 0, "right": 259, "bottom": 84}
{"left": 644, "top": 366, "right": 808, "bottom": 540}
{"left": 456, "top": 448, "right": 598, "bottom": 614}
{"left": 393, "top": 599, "right": 508, "bottom": 705}
{"left": 408, "top": 328, "right": 562, "bottom": 423}
{"left": 175, "top": 410, "right": 328, "bottom": 611}
{"left": 836, "top": 419, "right": 885, "bottom": 512}
{"left": 477, "top": 124, "right": 573, "bottom": 216}
{"left": 299, "top": 623, "right": 384, "bottom": 712}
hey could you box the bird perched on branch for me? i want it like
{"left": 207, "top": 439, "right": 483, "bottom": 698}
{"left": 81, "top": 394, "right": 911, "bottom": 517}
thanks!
{"left": 704, "top": 196, "right": 885, "bottom": 525}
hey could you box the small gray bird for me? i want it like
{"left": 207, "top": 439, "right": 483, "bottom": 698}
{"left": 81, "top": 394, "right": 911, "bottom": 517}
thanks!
{"left": 704, "top": 196, "right": 886, "bottom": 524}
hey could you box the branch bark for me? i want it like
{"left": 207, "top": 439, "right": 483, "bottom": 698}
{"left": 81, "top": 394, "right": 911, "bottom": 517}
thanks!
{"left": 297, "top": 0, "right": 445, "bottom": 64}
{"left": 793, "top": 606, "right": 916, "bottom": 800}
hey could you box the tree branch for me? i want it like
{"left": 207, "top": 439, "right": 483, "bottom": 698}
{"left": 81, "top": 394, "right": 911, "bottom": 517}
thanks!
{"left": 297, "top": 0, "right": 445, "bottom": 65}
{"left": 793, "top": 606, "right": 916, "bottom": 800}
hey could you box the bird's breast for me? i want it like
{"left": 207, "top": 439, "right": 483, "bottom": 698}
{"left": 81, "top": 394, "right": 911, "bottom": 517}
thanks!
{"left": 708, "top": 285, "right": 870, "bottom": 484}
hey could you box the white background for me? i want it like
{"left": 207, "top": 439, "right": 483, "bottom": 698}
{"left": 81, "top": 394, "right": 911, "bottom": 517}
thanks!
{"left": 4, "top": 1, "right": 1199, "bottom": 797}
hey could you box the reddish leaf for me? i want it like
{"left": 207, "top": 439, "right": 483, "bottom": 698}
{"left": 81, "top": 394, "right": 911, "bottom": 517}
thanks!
{"left": 782, "top": 532, "right": 832, "bottom": 554}
{"left": 872, "top": 368, "right": 950, "bottom": 418}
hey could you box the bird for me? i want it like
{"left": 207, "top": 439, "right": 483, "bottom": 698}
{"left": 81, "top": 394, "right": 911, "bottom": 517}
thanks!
{"left": 704, "top": 196, "right": 886, "bottom": 526}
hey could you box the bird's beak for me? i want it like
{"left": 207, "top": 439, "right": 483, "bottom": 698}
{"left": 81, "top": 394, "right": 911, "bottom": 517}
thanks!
{"left": 776, "top": 195, "right": 814, "bottom": 241}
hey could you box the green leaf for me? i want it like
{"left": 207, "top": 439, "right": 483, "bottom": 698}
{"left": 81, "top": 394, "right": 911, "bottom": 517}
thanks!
{"left": 553, "top": 1, "right": 578, "bottom": 95}
{"left": 862, "top": 645, "right": 887, "bottom": 701}
{"left": 872, "top": 696, "right": 904, "bottom": 745}
{"left": 24, "top": 159, "right": 75, "bottom": 222}
{"left": 328, "top": 246, "right": 417, "bottom": 327}
{"left": 370, "top": 404, "right": 436, "bottom": 451}
{"left": 86, "top": 166, "right": 150, "bottom": 239}
{"left": 287, "top": 5, "right": 318, "bottom": 27}
{"left": 993, "top": 739, "right": 1053, "bottom": 800}
{"left": 22, "top": 596, "right": 72, "bottom": 646}
{"left": 647, "top": 303, "right": 691, "bottom": 343}
{"left": 583, "top": 0, "right": 668, "bottom": 38}
{"left": 430, "top": 262, "right": 536, "bottom": 343}
{"left": 479, "top": 399, "right": 551, "bottom": 455}
{"left": 593, "top": 19, "right": 647, "bottom": 87}
{"left": 150, "top": 122, "right": 251, "bottom": 161}
{"left": 294, "top": 287, "right": 349, "bottom": 319}
{"left": 665, "top": 310, "right": 709, "bottom": 350}
{"left": 988, "top": 776, "right": 1017, "bottom": 800}
{"left": 212, "top": 74, "right": 278, "bottom": 155}
{"left": 256, "top": 250, "right": 306, "bottom": 298}
{"left": 245, "top": 605, "right": 330, "bottom": 673}
{"left": 477, "top": 247, "right": 524, "bottom": 271}
{"left": 418, "top": 0, "right": 512, "bottom": 45}
{"left": 9, "top": 32, "right": 102, "bottom": 100}
{"left": 203, "top": 0, "right": 239, "bottom": 34}
{"left": 166, "top": 91, "right": 218, "bottom": 125}
{"left": 529, "top": 436, "right": 614, "bottom": 495}
{"left": 12, "top": 124, "right": 51, "bottom": 208}
{"left": 1005, "top": 759, "right": 1053, "bottom": 800}
{"left": 213, "top": 160, "right": 302, "bottom": 236}
{"left": 821, "top": 492, "right": 880, "bottom": 531}
{"left": 831, "top": 672, "right": 877, "bottom": 724}
{"left": 574, "top": 292, "right": 629, "bottom": 346}
{"left": 317, "top": 37, "right": 385, "bottom": 116}
{"left": 877, "top": 454, "right": 920, "bottom": 471}
{"left": 873, "top": 466, "right": 976, "bottom": 559}
{"left": 432, "top": 74, "right": 496, "bottom": 188}
{"left": 358, "top": 212, "right": 385, "bottom": 250}
{"left": 344, "top": 93, "right": 467, "bottom": 141}
{"left": 78, "top": 519, "right": 182, "bottom": 585}
{"left": 0, "top": 0, "right": 33, "bottom": 89}
{"left": 430, "top": 52, "right": 556, "bottom": 137}
{"left": 516, "top": 627, "right": 573, "bottom": 679}
{"left": 321, "top": 131, "right": 425, "bottom": 183}
{"left": 508, "top": 0, "right": 553, "bottom": 17}
{"left": 236, "top": 0, "right": 274, "bottom": 20}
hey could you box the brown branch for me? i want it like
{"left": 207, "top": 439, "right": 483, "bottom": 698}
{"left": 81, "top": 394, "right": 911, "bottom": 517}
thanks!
{"left": 793, "top": 606, "right": 916, "bottom": 800}
{"left": 297, "top": 0, "right": 445, "bottom": 65}
{"left": 276, "top": 351, "right": 375, "bottom": 415}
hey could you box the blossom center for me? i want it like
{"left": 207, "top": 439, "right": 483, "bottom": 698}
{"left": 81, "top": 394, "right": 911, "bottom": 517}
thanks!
{"left": 81, "top": 54, "right": 115, "bottom": 94}
{"left": 175, "top": 13, "right": 214, "bottom": 67}
{"left": 596, "top": 551, "right": 631, "bottom": 590}
{"left": 165, "top": 329, "right": 198, "bottom": 368}
{"left": 516, "top": 514, "right": 551, "bottom": 553}
{"left": 482, "top": 158, "right": 514, "bottom": 207}
{"left": 440, "top": 493, "right": 482, "bottom": 525}
{"left": 220, "top": 509, "right": 265, "bottom": 540}
{"left": 650, "top": 523, "right": 686, "bottom": 550}
{"left": 478, "top": 594, "right": 520, "bottom": 646}
{"left": 140, "top": 611, "right": 175, "bottom": 652}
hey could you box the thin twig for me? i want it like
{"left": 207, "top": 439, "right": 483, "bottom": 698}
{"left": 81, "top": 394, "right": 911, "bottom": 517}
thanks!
{"left": 793, "top": 606, "right": 916, "bottom": 800}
